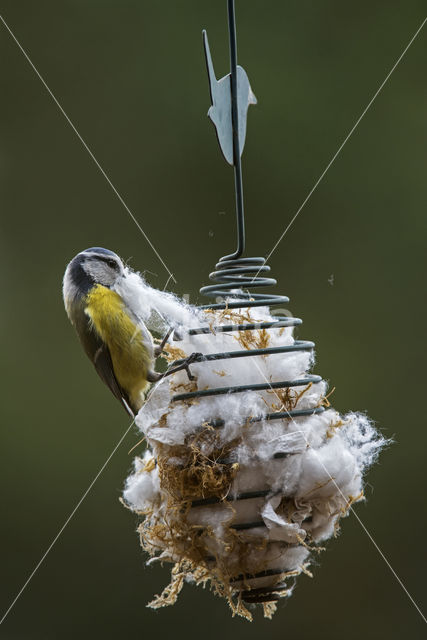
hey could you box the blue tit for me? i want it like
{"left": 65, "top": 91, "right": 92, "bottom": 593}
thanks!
{"left": 63, "top": 247, "right": 199, "bottom": 417}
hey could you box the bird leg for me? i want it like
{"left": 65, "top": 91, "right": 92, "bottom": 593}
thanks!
{"left": 163, "top": 352, "right": 203, "bottom": 381}
{"left": 147, "top": 352, "right": 203, "bottom": 383}
{"left": 154, "top": 327, "right": 174, "bottom": 357}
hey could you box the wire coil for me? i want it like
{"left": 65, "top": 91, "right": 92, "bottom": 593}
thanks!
{"left": 169, "top": 255, "right": 326, "bottom": 605}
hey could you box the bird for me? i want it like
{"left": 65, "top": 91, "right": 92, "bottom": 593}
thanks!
{"left": 63, "top": 247, "right": 199, "bottom": 417}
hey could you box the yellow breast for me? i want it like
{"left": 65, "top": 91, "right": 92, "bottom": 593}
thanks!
{"left": 85, "top": 285, "right": 152, "bottom": 411}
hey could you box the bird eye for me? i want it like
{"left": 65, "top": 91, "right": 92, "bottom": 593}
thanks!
{"left": 107, "top": 259, "right": 118, "bottom": 269}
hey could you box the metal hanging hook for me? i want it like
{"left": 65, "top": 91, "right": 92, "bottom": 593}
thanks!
{"left": 203, "top": 0, "right": 257, "bottom": 261}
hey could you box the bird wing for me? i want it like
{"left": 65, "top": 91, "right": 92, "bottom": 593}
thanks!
{"left": 70, "top": 300, "right": 135, "bottom": 417}
{"left": 91, "top": 341, "right": 134, "bottom": 417}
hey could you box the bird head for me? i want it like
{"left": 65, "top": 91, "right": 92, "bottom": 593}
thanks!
{"left": 63, "top": 247, "right": 125, "bottom": 308}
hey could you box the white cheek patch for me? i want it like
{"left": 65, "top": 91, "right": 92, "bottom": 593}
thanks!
{"left": 84, "top": 259, "right": 116, "bottom": 287}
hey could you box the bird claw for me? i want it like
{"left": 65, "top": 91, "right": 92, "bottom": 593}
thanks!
{"left": 159, "top": 352, "right": 203, "bottom": 381}
{"left": 183, "top": 352, "right": 203, "bottom": 380}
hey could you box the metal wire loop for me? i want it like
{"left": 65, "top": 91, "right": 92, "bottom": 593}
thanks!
{"left": 167, "top": 252, "right": 326, "bottom": 604}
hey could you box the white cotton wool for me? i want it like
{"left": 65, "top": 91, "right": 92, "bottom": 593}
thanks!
{"left": 121, "top": 269, "right": 387, "bottom": 620}
{"left": 123, "top": 451, "right": 160, "bottom": 512}
{"left": 114, "top": 267, "right": 203, "bottom": 334}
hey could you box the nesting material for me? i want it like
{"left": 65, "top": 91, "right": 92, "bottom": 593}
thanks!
{"left": 120, "top": 270, "right": 386, "bottom": 620}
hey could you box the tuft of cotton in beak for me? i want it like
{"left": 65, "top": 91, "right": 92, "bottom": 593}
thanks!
{"left": 114, "top": 267, "right": 203, "bottom": 334}
{"left": 121, "top": 273, "right": 387, "bottom": 621}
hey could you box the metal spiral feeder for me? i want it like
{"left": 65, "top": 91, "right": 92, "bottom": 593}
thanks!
{"left": 167, "top": 0, "right": 326, "bottom": 605}
{"left": 123, "top": 1, "right": 384, "bottom": 616}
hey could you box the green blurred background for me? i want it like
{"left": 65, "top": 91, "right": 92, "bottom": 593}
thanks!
{"left": 1, "top": 1, "right": 426, "bottom": 637}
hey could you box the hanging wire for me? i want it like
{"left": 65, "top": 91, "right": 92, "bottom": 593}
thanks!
{"left": 224, "top": 0, "right": 245, "bottom": 260}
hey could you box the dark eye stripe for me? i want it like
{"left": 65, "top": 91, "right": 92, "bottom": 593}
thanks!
{"left": 97, "top": 256, "right": 120, "bottom": 269}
